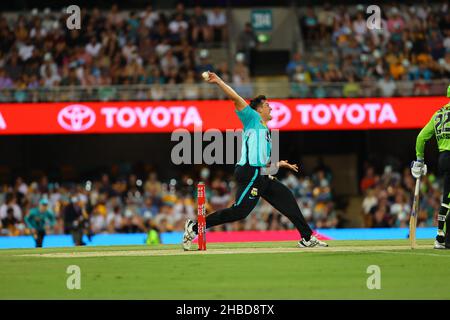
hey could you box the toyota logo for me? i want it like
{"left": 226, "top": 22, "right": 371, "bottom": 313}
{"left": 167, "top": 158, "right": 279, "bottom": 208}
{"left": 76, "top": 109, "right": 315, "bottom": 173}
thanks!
{"left": 58, "top": 104, "right": 96, "bottom": 132}
{"left": 267, "top": 101, "right": 291, "bottom": 129}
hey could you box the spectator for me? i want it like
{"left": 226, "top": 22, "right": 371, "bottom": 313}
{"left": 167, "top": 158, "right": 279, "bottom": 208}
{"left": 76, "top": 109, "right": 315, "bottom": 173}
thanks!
{"left": 352, "top": 12, "right": 367, "bottom": 43}
{"left": 160, "top": 49, "right": 179, "bottom": 76}
{"left": 286, "top": 52, "right": 306, "bottom": 80}
{"left": 90, "top": 207, "right": 107, "bottom": 234}
{"left": 107, "top": 205, "right": 124, "bottom": 233}
{"left": 141, "top": 5, "right": 159, "bottom": 29}
{"left": 342, "top": 75, "right": 361, "bottom": 97}
{"left": 0, "top": 67, "right": 13, "bottom": 89}
{"left": 413, "top": 76, "right": 430, "bottom": 96}
{"left": 168, "top": 13, "right": 189, "bottom": 42}
{"left": 237, "top": 22, "right": 258, "bottom": 64}
{"left": 18, "top": 38, "right": 35, "bottom": 62}
{"left": 107, "top": 4, "right": 123, "bottom": 25}
{"left": 207, "top": 7, "right": 227, "bottom": 43}
{"left": 317, "top": 2, "right": 335, "bottom": 40}
{"left": 60, "top": 67, "right": 81, "bottom": 86}
{"left": 301, "top": 7, "right": 319, "bottom": 42}
{"left": 182, "top": 70, "right": 200, "bottom": 100}
{"left": 372, "top": 206, "right": 392, "bottom": 228}
{"left": 232, "top": 53, "right": 253, "bottom": 98}
{"left": 39, "top": 53, "right": 58, "bottom": 79}
{"left": 195, "top": 49, "right": 214, "bottom": 74}
{"left": 4, "top": 53, "right": 22, "bottom": 81}
{"left": 85, "top": 36, "right": 102, "bottom": 58}
{"left": 0, "top": 193, "right": 22, "bottom": 221}
{"left": 41, "top": 63, "right": 61, "bottom": 87}
{"left": 171, "top": 2, "right": 190, "bottom": 23}
{"left": 360, "top": 166, "right": 378, "bottom": 193}
{"left": 191, "top": 6, "right": 211, "bottom": 44}
{"left": 1, "top": 207, "right": 21, "bottom": 236}
{"left": 377, "top": 74, "right": 397, "bottom": 97}
{"left": 390, "top": 192, "right": 411, "bottom": 227}
{"left": 139, "top": 197, "right": 158, "bottom": 221}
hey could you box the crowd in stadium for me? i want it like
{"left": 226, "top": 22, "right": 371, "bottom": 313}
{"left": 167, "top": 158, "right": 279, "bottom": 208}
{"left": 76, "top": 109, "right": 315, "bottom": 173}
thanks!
{"left": 0, "top": 3, "right": 448, "bottom": 102}
{"left": 291, "top": 2, "right": 450, "bottom": 97}
{"left": 0, "top": 4, "right": 240, "bottom": 101}
{"left": 0, "top": 167, "right": 339, "bottom": 238}
{"left": 361, "top": 163, "right": 440, "bottom": 228}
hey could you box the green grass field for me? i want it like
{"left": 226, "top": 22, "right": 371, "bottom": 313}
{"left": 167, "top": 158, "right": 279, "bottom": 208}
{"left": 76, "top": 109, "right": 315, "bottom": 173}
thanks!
{"left": 0, "top": 239, "right": 449, "bottom": 300}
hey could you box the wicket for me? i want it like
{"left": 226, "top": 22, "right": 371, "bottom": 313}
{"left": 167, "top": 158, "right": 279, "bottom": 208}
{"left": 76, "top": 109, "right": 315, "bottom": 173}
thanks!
{"left": 197, "top": 182, "right": 207, "bottom": 250}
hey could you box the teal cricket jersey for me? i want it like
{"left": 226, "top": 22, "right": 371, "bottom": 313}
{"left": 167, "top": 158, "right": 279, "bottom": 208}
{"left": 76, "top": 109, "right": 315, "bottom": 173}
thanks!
{"left": 25, "top": 208, "right": 56, "bottom": 231}
{"left": 236, "top": 105, "right": 272, "bottom": 167}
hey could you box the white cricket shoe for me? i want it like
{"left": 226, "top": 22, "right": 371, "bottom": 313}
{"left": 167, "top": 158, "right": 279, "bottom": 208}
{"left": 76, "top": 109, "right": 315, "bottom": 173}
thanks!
{"left": 182, "top": 219, "right": 196, "bottom": 251}
{"left": 434, "top": 241, "right": 446, "bottom": 249}
{"left": 298, "top": 235, "right": 328, "bottom": 248}
{"left": 434, "top": 235, "right": 446, "bottom": 249}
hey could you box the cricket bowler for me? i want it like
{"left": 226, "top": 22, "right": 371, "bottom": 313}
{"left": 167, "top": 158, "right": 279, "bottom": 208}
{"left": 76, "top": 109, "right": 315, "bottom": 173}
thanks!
{"left": 411, "top": 84, "right": 450, "bottom": 249}
{"left": 182, "top": 71, "right": 328, "bottom": 250}
{"left": 25, "top": 198, "right": 56, "bottom": 248}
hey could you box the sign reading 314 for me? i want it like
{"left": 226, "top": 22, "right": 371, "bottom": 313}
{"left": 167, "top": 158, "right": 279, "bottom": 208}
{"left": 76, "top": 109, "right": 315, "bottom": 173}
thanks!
{"left": 251, "top": 10, "right": 273, "bottom": 31}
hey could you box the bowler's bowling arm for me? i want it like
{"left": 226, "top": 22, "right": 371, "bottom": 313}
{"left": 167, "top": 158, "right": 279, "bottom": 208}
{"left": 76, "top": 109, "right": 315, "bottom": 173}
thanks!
{"left": 214, "top": 77, "right": 247, "bottom": 111}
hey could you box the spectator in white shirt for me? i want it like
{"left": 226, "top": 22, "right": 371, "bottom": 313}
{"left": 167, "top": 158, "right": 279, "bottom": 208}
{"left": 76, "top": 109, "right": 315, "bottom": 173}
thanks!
{"left": 444, "top": 30, "right": 450, "bottom": 52}
{"left": 30, "top": 19, "right": 47, "bottom": 39}
{"left": 169, "top": 13, "right": 189, "bottom": 39}
{"left": 90, "top": 210, "right": 107, "bottom": 233}
{"left": 107, "top": 206, "right": 124, "bottom": 233}
{"left": 42, "top": 64, "right": 61, "bottom": 87}
{"left": 122, "top": 38, "right": 138, "bottom": 62}
{"left": 207, "top": 7, "right": 227, "bottom": 42}
{"left": 377, "top": 74, "right": 397, "bottom": 97}
{"left": 155, "top": 38, "right": 171, "bottom": 58}
{"left": 18, "top": 38, "right": 34, "bottom": 62}
{"left": 352, "top": 12, "right": 367, "bottom": 43}
{"left": 160, "top": 49, "right": 179, "bottom": 76}
{"left": 107, "top": 4, "right": 123, "bottom": 25}
{"left": 86, "top": 37, "right": 102, "bottom": 58}
{"left": 39, "top": 52, "right": 59, "bottom": 79}
{"left": 0, "top": 193, "right": 23, "bottom": 221}
{"left": 141, "top": 5, "right": 159, "bottom": 29}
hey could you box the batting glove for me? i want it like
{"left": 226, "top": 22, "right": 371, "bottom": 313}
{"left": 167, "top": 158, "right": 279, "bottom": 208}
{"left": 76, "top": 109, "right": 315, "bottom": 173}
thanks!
{"left": 411, "top": 159, "right": 427, "bottom": 179}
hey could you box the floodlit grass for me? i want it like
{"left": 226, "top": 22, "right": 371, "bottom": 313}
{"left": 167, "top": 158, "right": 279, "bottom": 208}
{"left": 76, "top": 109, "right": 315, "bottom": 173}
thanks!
{"left": 0, "top": 239, "right": 448, "bottom": 299}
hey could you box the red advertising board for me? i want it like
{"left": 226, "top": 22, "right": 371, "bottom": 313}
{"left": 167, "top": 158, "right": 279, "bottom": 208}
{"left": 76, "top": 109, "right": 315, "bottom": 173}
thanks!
{"left": 0, "top": 97, "right": 447, "bottom": 135}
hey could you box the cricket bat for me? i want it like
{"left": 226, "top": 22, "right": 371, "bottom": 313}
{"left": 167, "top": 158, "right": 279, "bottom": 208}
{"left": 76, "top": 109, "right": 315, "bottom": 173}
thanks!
{"left": 409, "top": 177, "right": 421, "bottom": 249}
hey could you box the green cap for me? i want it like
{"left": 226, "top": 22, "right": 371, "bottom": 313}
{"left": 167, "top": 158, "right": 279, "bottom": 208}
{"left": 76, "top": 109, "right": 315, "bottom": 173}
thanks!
{"left": 447, "top": 84, "right": 450, "bottom": 98}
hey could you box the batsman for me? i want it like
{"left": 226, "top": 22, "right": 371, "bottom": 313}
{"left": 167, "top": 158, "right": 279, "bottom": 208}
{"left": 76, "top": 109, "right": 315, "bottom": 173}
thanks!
{"left": 412, "top": 85, "right": 450, "bottom": 249}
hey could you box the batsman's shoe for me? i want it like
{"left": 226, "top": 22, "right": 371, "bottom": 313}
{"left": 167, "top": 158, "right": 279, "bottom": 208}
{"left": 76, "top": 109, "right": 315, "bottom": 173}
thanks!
{"left": 182, "top": 219, "right": 196, "bottom": 251}
{"left": 434, "top": 235, "right": 446, "bottom": 249}
{"left": 298, "top": 235, "right": 328, "bottom": 248}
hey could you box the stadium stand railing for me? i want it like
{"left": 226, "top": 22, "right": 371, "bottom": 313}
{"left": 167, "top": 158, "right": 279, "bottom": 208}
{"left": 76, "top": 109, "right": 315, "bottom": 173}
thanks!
{"left": 0, "top": 79, "right": 448, "bottom": 102}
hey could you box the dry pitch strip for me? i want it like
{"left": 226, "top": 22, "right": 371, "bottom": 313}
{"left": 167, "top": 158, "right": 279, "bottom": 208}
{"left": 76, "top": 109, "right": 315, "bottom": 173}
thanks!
{"left": 17, "top": 243, "right": 442, "bottom": 258}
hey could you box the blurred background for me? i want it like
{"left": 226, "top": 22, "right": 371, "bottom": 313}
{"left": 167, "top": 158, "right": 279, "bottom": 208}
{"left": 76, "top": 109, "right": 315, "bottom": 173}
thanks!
{"left": 0, "top": 0, "right": 449, "bottom": 245}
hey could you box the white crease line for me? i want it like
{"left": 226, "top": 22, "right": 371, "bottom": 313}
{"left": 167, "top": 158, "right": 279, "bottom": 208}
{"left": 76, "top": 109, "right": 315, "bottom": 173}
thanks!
{"left": 16, "top": 245, "right": 433, "bottom": 258}
{"left": 373, "top": 250, "right": 450, "bottom": 258}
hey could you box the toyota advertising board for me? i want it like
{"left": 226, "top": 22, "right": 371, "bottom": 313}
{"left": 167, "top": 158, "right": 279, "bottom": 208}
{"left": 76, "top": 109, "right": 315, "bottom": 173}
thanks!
{"left": 0, "top": 97, "right": 446, "bottom": 135}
